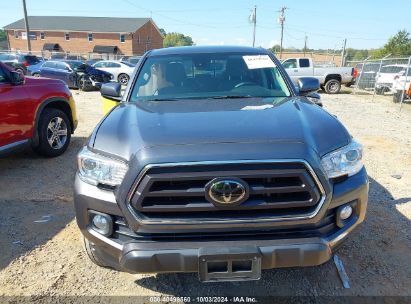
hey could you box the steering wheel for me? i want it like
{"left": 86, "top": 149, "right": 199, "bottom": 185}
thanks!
{"left": 234, "top": 81, "right": 256, "bottom": 88}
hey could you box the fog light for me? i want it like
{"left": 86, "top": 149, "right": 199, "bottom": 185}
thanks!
{"left": 91, "top": 213, "right": 112, "bottom": 236}
{"left": 339, "top": 205, "right": 353, "bottom": 220}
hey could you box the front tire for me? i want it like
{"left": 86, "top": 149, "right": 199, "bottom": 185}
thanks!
{"left": 15, "top": 68, "right": 25, "bottom": 75}
{"left": 393, "top": 91, "right": 404, "bottom": 103}
{"left": 82, "top": 236, "right": 109, "bottom": 268}
{"left": 118, "top": 73, "right": 129, "bottom": 86}
{"left": 33, "top": 108, "right": 71, "bottom": 157}
{"left": 324, "top": 79, "right": 341, "bottom": 94}
{"left": 375, "top": 87, "right": 384, "bottom": 95}
{"left": 32, "top": 73, "right": 40, "bottom": 77}
{"left": 78, "top": 75, "right": 94, "bottom": 91}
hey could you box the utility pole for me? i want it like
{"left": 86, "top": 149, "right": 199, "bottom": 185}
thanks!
{"left": 249, "top": 5, "right": 257, "bottom": 47}
{"left": 22, "top": 0, "right": 31, "bottom": 52}
{"left": 341, "top": 38, "right": 347, "bottom": 67}
{"left": 277, "top": 7, "right": 287, "bottom": 59}
{"left": 303, "top": 34, "right": 307, "bottom": 56}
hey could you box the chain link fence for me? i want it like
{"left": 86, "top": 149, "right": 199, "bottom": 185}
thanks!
{"left": 345, "top": 56, "right": 411, "bottom": 106}
{"left": 0, "top": 49, "right": 135, "bottom": 61}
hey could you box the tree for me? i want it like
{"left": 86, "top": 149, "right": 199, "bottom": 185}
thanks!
{"left": 159, "top": 28, "right": 167, "bottom": 37}
{"left": 163, "top": 32, "right": 194, "bottom": 48}
{"left": 379, "top": 30, "right": 411, "bottom": 57}
{"left": 0, "top": 29, "right": 7, "bottom": 41}
{"left": 345, "top": 48, "right": 369, "bottom": 61}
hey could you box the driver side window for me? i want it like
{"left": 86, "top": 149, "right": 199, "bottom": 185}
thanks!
{"left": 94, "top": 62, "right": 105, "bottom": 68}
{"left": 282, "top": 59, "right": 297, "bottom": 69}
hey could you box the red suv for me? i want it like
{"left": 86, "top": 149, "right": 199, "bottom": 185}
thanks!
{"left": 0, "top": 62, "right": 78, "bottom": 157}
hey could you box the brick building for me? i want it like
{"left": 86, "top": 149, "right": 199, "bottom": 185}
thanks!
{"left": 3, "top": 16, "right": 164, "bottom": 56}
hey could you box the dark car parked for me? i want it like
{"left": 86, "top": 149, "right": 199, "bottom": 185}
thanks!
{"left": 74, "top": 46, "right": 368, "bottom": 282}
{"left": 0, "top": 53, "right": 32, "bottom": 74}
{"left": 39, "top": 60, "right": 113, "bottom": 91}
{"left": 27, "top": 61, "right": 45, "bottom": 76}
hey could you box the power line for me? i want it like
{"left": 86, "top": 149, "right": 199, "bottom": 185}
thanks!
{"left": 120, "top": 0, "right": 251, "bottom": 30}
{"left": 285, "top": 25, "right": 387, "bottom": 41}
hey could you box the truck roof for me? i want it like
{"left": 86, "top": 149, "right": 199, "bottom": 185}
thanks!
{"left": 149, "top": 45, "right": 270, "bottom": 56}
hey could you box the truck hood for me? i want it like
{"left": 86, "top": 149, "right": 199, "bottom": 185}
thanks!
{"left": 92, "top": 97, "right": 351, "bottom": 161}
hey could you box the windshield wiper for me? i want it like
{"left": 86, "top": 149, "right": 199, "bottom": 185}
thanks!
{"left": 144, "top": 98, "right": 181, "bottom": 101}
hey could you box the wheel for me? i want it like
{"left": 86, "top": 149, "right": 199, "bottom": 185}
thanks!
{"left": 82, "top": 236, "right": 109, "bottom": 268}
{"left": 118, "top": 73, "right": 129, "bottom": 86}
{"left": 33, "top": 108, "right": 71, "bottom": 157}
{"left": 324, "top": 79, "right": 341, "bottom": 94}
{"left": 393, "top": 91, "right": 404, "bottom": 103}
{"left": 32, "top": 73, "right": 40, "bottom": 77}
{"left": 375, "top": 87, "right": 384, "bottom": 95}
{"left": 15, "top": 68, "right": 25, "bottom": 75}
{"left": 78, "top": 75, "right": 93, "bottom": 91}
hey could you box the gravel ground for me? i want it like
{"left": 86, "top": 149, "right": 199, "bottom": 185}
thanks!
{"left": 0, "top": 89, "right": 410, "bottom": 300}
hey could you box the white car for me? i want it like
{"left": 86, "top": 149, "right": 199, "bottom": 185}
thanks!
{"left": 375, "top": 64, "right": 408, "bottom": 95}
{"left": 92, "top": 60, "right": 135, "bottom": 86}
{"left": 392, "top": 69, "right": 411, "bottom": 103}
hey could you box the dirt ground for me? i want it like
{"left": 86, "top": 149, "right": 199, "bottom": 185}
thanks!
{"left": 0, "top": 89, "right": 410, "bottom": 300}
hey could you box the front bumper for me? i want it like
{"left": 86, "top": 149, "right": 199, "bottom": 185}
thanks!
{"left": 74, "top": 167, "right": 368, "bottom": 275}
{"left": 120, "top": 238, "right": 331, "bottom": 275}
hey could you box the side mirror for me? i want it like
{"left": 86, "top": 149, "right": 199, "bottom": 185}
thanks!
{"left": 100, "top": 82, "right": 122, "bottom": 101}
{"left": 10, "top": 71, "right": 24, "bottom": 85}
{"left": 305, "top": 92, "right": 323, "bottom": 107}
{"left": 297, "top": 77, "right": 320, "bottom": 95}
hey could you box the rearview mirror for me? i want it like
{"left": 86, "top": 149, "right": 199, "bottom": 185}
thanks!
{"left": 297, "top": 77, "right": 320, "bottom": 95}
{"left": 100, "top": 82, "right": 122, "bottom": 101}
{"left": 10, "top": 71, "right": 24, "bottom": 85}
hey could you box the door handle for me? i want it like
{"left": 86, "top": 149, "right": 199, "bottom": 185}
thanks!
{"left": 294, "top": 69, "right": 298, "bottom": 72}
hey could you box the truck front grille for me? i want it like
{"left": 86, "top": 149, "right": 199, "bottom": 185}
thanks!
{"left": 128, "top": 161, "right": 325, "bottom": 222}
{"left": 113, "top": 208, "right": 337, "bottom": 242}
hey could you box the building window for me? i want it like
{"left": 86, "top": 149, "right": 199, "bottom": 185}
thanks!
{"left": 137, "top": 34, "right": 140, "bottom": 44}
{"left": 40, "top": 32, "right": 45, "bottom": 40}
{"left": 147, "top": 36, "right": 151, "bottom": 43}
{"left": 88, "top": 33, "right": 93, "bottom": 42}
{"left": 65, "top": 32, "right": 70, "bottom": 41}
{"left": 120, "top": 34, "right": 125, "bottom": 43}
{"left": 14, "top": 31, "right": 19, "bottom": 39}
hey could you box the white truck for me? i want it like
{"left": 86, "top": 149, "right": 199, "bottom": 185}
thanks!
{"left": 282, "top": 57, "right": 355, "bottom": 94}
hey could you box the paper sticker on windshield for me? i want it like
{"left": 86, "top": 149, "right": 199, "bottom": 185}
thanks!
{"left": 243, "top": 55, "right": 276, "bottom": 69}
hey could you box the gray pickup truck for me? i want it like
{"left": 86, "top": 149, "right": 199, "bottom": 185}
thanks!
{"left": 74, "top": 46, "right": 368, "bottom": 282}
{"left": 282, "top": 57, "right": 355, "bottom": 94}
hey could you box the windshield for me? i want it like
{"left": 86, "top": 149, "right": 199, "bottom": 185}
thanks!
{"left": 380, "top": 66, "right": 406, "bottom": 74}
{"left": 67, "top": 61, "right": 83, "bottom": 71}
{"left": 130, "top": 52, "right": 290, "bottom": 102}
{"left": 122, "top": 61, "right": 135, "bottom": 67}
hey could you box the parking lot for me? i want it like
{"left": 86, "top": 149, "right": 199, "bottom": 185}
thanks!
{"left": 0, "top": 89, "right": 410, "bottom": 298}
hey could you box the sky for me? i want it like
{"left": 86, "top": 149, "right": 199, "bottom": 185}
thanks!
{"left": 1, "top": 0, "right": 410, "bottom": 51}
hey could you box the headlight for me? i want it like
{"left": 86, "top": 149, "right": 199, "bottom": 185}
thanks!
{"left": 77, "top": 147, "right": 128, "bottom": 186}
{"left": 321, "top": 140, "right": 363, "bottom": 179}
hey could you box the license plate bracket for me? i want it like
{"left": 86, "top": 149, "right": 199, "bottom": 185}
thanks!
{"left": 198, "top": 246, "right": 261, "bottom": 282}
